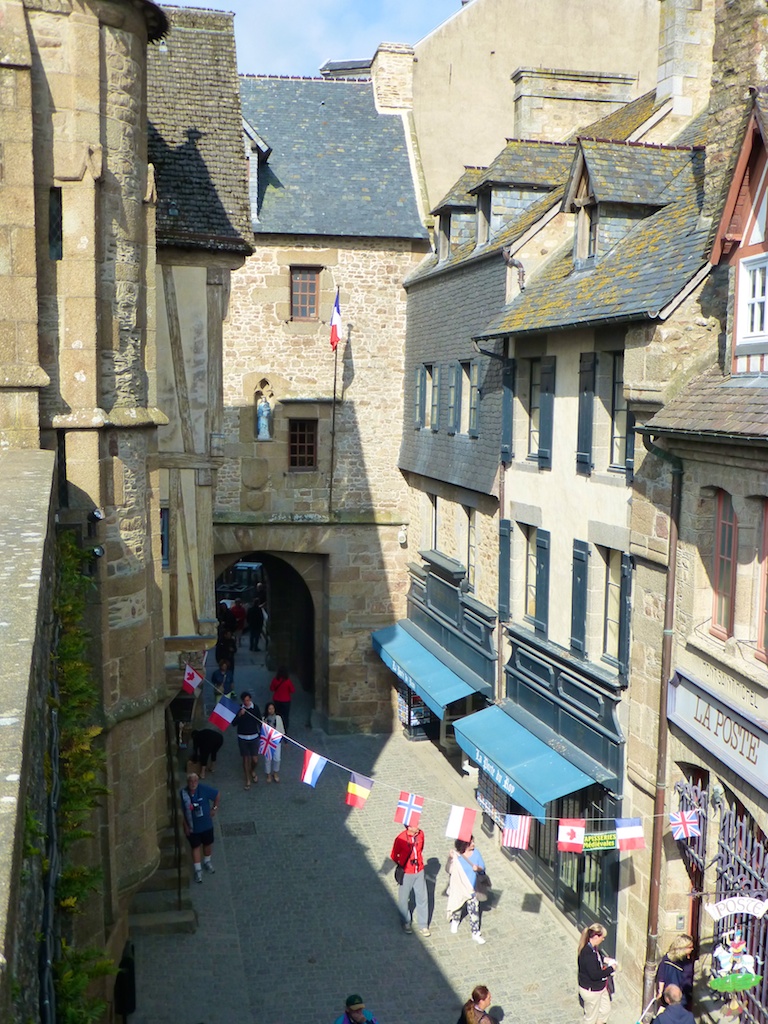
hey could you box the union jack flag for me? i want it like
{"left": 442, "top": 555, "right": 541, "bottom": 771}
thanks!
{"left": 394, "top": 791, "right": 424, "bottom": 827}
{"left": 258, "top": 724, "right": 282, "bottom": 756}
{"left": 670, "top": 809, "right": 700, "bottom": 841}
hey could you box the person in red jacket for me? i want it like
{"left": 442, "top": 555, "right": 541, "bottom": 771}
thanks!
{"left": 390, "top": 823, "right": 430, "bottom": 936}
{"left": 269, "top": 666, "right": 296, "bottom": 733}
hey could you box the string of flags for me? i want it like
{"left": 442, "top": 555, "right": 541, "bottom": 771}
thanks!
{"left": 184, "top": 664, "right": 709, "bottom": 851}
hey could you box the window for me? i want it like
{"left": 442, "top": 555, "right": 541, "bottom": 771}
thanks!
{"left": 476, "top": 190, "right": 491, "bottom": 246}
{"left": 525, "top": 527, "right": 537, "bottom": 619}
{"left": 49, "top": 187, "right": 63, "bottom": 261}
{"left": 290, "top": 267, "right": 320, "bottom": 320}
{"left": 610, "top": 353, "right": 628, "bottom": 466}
{"left": 447, "top": 363, "right": 459, "bottom": 434}
{"left": 576, "top": 352, "right": 596, "bottom": 475}
{"left": 528, "top": 359, "right": 541, "bottom": 456}
{"left": 603, "top": 548, "right": 622, "bottom": 661}
{"left": 424, "top": 364, "right": 439, "bottom": 431}
{"left": 160, "top": 507, "right": 170, "bottom": 569}
{"left": 414, "top": 365, "right": 425, "bottom": 428}
{"left": 438, "top": 213, "right": 451, "bottom": 261}
{"left": 459, "top": 361, "right": 480, "bottom": 436}
{"left": 429, "top": 493, "right": 438, "bottom": 550}
{"left": 527, "top": 356, "right": 555, "bottom": 468}
{"left": 465, "top": 506, "right": 476, "bottom": 591}
{"left": 289, "top": 419, "right": 317, "bottom": 469}
{"left": 523, "top": 525, "right": 550, "bottom": 635}
{"left": 712, "top": 491, "right": 738, "bottom": 639}
{"left": 737, "top": 254, "right": 768, "bottom": 350}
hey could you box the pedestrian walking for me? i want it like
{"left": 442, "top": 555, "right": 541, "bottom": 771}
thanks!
{"left": 261, "top": 701, "right": 284, "bottom": 782}
{"left": 269, "top": 666, "right": 296, "bottom": 732}
{"left": 655, "top": 935, "right": 694, "bottom": 1009}
{"left": 656, "top": 985, "right": 693, "bottom": 1024}
{"left": 215, "top": 629, "right": 237, "bottom": 673}
{"left": 334, "top": 994, "right": 378, "bottom": 1024}
{"left": 247, "top": 600, "right": 264, "bottom": 651}
{"left": 577, "top": 923, "right": 616, "bottom": 1024}
{"left": 208, "top": 658, "right": 233, "bottom": 715}
{"left": 190, "top": 726, "right": 223, "bottom": 778}
{"left": 457, "top": 985, "right": 497, "bottom": 1024}
{"left": 391, "top": 822, "right": 430, "bottom": 936}
{"left": 236, "top": 691, "right": 261, "bottom": 789}
{"left": 231, "top": 597, "right": 247, "bottom": 645}
{"left": 446, "top": 835, "right": 486, "bottom": 944}
{"left": 180, "top": 772, "right": 219, "bottom": 883}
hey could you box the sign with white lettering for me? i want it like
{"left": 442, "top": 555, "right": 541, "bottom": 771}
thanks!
{"left": 705, "top": 896, "right": 768, "bottom": 922}
{"left": 472, "top": 746, "right": 516, "bottom": 799}
{"left": 668, "top": 670, "right": 768, "bottom": 797}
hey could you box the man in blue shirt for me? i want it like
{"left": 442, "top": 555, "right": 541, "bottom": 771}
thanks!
{"left": 334, "top": 994, "right": 377, "bottom": 1024}
{"left": 180, "top": 772, "right": 220, "bottom": 883}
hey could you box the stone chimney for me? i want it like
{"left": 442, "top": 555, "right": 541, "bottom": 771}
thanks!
{"left": 656, "top": 0, "right": 715, "bottom": 117}
{"left": 371, "top": 42, "right": 414, "bottom": 113}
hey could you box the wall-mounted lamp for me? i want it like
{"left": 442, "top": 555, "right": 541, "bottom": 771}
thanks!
{"left": 92, "top": 545, "right": 106, "bottom": 558}
{"left": 397, "top": 525, "right": 408, "bottom": 546}
{"left": 88, "top": 508, "right": 105, "bottom": 523}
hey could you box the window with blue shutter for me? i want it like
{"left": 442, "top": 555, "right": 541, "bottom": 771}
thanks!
{"left": 447, "top": 362, "right": 459, "bottom": 435}
{"left": 468, "top": 360, "right": 480, "bottom": 437}
{"left": 430, "top": 364, "right": 440, "bottom": 431}
{"left": 534, "top": 528, "right": 550, "bottom": 635}
{"left": 571, "top": 539, "right": 589, "bottom": 653}
{"left": 538, "top": 355, "right": 556, "bottom": 469}
{"left": 576, "top": 352, "right": 596, "bottom": 475}
{"left": 498, "top": 519, "right": 511, "bottom": 620}
{"left": 414, "top": 365, "right": 425, "bottom": 428}
{"left": 618, "top": 551, "right": 632, "bottom": 678}
{"left": 500, "top": 360, "right": 515, "bottom": 464}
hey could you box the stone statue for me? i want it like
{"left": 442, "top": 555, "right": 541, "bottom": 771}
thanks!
{"left": 256, "top": 397, "right": 272, "bottom": 440}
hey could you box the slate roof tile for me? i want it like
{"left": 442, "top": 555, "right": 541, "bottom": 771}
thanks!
{"left": 569, "top": 89, "right": 659, "bottom": 142}
{"left": 646, "top": 365, "right": 768, "bottom": 440}
{"left": 431, "top": 168, "right": 486, "bottom": 213}
{"left": 239, "top": 76, "right": 428, "bottom": 239}
{"left": 579, "top": 141, "right": 695, "bottom": 206}
{"left": 148, "top": 7, "right": 253, "bottom": 254}
{"left": 470, "top": 140, "right": 575, "bottom": 192}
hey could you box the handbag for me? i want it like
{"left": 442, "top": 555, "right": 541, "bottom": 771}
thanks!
{"left": 475, "top": 869, "right": 492, "bottom": 902}
{"left": 394, "top": 864, "right": 405, "bottom": 885}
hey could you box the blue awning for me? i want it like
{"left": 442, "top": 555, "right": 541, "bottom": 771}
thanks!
{"left": 453, "top": 704, "right": 596, "bottom": 822}
{"left": 371, "top": 623, "right": 474, "bottom": 720}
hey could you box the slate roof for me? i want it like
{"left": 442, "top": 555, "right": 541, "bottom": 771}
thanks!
{"left": 645, "top": 365, "right": 768, "bottom": 440}
{"left": 470, "top": 140, "right": 575, "bottom": 192}
{"left": 479, "top": 144, "right": 708, "bottom": 337}
{"left": 576, "top": 140, "right": 695, "bottom": 206}
{"left": 239, "top": 76, "right": 428, "bottom": 239}
{"left": 148, "top": 7, "right": 253, "bottom": 254}
{"left": 431, "top": 168, "right": 485, "bottom": 214}
{"left": 570, "top": 89, "right": 659, "bottom": 142}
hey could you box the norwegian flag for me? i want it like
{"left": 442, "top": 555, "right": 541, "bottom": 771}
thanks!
{"left": 258, "top": 724, "right": 282, "bottom": 756}
{"left": 394, "top": 791, "right": 424, "bottom": 827}
{"left": 557, "top": 818, "right": 586, "bottom": 853}
{"left": 182, "top": 662, "right": 204, "bottom": 694}
{"left": 502, "top": 814, "right": 532, "bottom": 850}
{"left": 670, "top": 809, "right": 701, "bottom": 841}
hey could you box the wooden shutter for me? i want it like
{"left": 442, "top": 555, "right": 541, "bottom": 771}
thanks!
{"left": 538, "top": 355, "right": 556, "bottom": 469}
{"left": 498, "top": 519, "right": 511, "bottom": 620}
{"left": 576, "top": 352, "right": 596, "bottom": 475}
{"left": 447, "top": 362, "right": 458, "bottom": 435}
{"left": 570, "top": 539, "right": 590, "bottom": 653}
{"left": 534, "top": 528, "right": 550, "bottom": 635}
{"left": 500, "top": 359, "right": 516, "bottom": 464}
{"left": 618, "top": 551, "right": 632, "bottom": 677}
{"left": 414, "top": 365, "right": 425, "bottom": 428}
{"left": 625, "top": 410, "right": 636, "bottom": 484}
{"left": 468, "top": 360, "right": 480, "bottom": 437}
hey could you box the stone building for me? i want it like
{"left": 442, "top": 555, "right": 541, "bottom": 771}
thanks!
{"left": 214, "top": 58, "right": 429, "bottom": 731}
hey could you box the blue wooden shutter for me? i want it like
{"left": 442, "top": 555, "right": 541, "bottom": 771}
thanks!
{"left": 498, "top": 519, "right": 511, "bottom": 620}
{"left": 431, "top": 365, "right": 440, "bottom": 432}
{"left": 468, "top": 360, "right": 480, "bottom": 437}
{"left": 500, "top": 359, "right": 516, "bottom": 464}
{"left": 618, "top": 551, "right": 632, "bottom": 678}
{"left": 576, "top": 352, "right": 596, "bottom": 476}
{"left": 570, "top": 539, "right": 589, "bottom": 653}
{"left": 447, "top": 362, "right": 458, "bottom": 435}
{"left": 538, "top": 355, "right": 556, "bottom": 469}
{"left": 534, "top": 528, "right": 550, "bottom": 635}
{"left": 414, "top": 365, "right": 425, "bottom": 428}
{"left": 625, "top": 410, "right": 635, "bottom": 484}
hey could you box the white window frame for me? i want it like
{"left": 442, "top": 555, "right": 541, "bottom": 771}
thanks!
{"left": 737, "top": 253, "right": 768, "bottom": 352}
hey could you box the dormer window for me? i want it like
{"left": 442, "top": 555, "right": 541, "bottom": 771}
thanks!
{"left": 476, "top": 190, "right": 491, "bottom": 246}
{"left": 574, "top": 172, "right": 598, "bottom": 261}
{"left": 438, "top": 212, "right": 451, "bottom": 261}
{"left": 736, "top": 253, "right": 768, "bottom": 354}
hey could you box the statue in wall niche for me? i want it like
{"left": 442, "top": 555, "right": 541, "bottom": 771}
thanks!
{"left": 256, "top": 396, "right": 273, "bottom": 440}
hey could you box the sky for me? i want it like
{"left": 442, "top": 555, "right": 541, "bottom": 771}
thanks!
{"left": 166, "top": 0, "right": 461, "bottom": 76}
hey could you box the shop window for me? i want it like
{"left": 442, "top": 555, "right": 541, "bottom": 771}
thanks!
{"left": 290, "top": 266, "right": 320, "bottom": 320}
{"left": 712, "top": 491, "right": 738, "bottom": 639}
{"left": 288, "top": 419, "right": 317, "bottom": 469}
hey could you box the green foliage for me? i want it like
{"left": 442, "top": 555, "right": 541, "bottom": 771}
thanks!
{"left": 53, "top": 942, "right": 113, "bottom": 1024}
{"left": 23, "top": 807, "right": 45, "bottom": 860}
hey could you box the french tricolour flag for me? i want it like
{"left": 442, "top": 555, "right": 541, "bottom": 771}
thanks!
{"left": 557, "top": 817, "right": 586, "bottom": 853}
{"left": 182, "top": 662, "right": 204, "bottom": 694}
{"left": 445, "top": 805, "right": 477, "bottom": 842}
{"left": 615, "top": 818, "right": 645, "bottom": 851}
{"left": 301, "top": 749, "right": 328, "bottom": 788}
{"left": 329, "top": 289, "right": 342, "bottom": 351}
{"left": 208, "top": 694, "right": 239, "bottom": 730}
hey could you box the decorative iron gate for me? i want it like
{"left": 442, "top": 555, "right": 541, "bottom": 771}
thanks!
{"left": 674, "top": 777, "right": 708, "bottom": 947}
{"left": 715, "top": 805, "right": 768, "bottom": 1024}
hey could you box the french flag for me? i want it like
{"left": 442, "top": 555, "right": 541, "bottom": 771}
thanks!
{"left": 208, "top": 694, "right": 239, "bottom": 730}
{"left": 445, "top": 805, "right": 477, "bottom": 841}
{"left": 301, "top": 749, "right": 328, "bottom": 788}
{"left": 615, "top": 818, "right": 645, "bottom": 851}
{"left": 182, "top": 662, "right": 204, "bottom": 694}
{"left": 329, "top": 288, "right": 342, "bottom": 351}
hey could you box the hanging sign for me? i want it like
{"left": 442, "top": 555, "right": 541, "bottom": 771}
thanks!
{"left": 583, "top": 830, "right": 617, "bottom": 851}
{"left": 705, "top": 896, "right": 768, "bottom": 922}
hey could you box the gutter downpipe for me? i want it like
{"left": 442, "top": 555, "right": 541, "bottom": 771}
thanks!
{"left": 641, "top": 433, "right": 683, "bottom": 1012}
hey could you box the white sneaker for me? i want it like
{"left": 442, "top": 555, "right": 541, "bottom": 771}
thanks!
{"left": 472, "top": 933, "right": 486, "bottom": 944}
{"left": 450, "top": 919, "right": 459, "bottom": 934}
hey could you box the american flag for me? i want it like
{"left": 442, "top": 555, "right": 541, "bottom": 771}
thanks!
{"left": 394, "top": 791, "right": 424, "bottom": 827}
{"left": 502, "top": 814, "right": 532, "bottom": 850}
{"left": 670, "top": 809, "right": 700, "bottom": 841}
{"left": 258, "top": 724, "right": 282, "bottom": 756}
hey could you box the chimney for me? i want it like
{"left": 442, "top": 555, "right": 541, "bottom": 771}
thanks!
{"left": 655, "top": 0, "right": 714, "bottom": 117}
{"left": 370, "top": 42, "right": 414, "bottom": 113}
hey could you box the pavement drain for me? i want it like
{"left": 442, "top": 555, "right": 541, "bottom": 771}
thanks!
{"left": 220, "top": 820, "right": 257, "bottom": 837}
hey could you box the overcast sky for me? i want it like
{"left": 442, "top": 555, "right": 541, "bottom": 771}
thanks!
{"left": 166, "top": 1, "right": 461, "bottom": 76}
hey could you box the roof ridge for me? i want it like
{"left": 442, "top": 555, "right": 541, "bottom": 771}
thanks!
{"left": 579, "top": 137, "right": 705, "bottom": 152}
{"left": 239, "top": 73, "right": 369, "bottom": 84}
{"left": 502, "top": 138, "right": 575, "bottom": 147}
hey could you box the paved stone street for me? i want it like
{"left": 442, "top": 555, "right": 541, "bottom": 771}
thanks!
{"left": 131, "top": 649, "right": 639, "bottom": 1024}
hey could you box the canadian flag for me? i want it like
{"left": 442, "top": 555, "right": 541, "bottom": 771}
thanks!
{"left": 445, "top": 805, "right": 477, "bottom": 841}
{"left": 557, "top": 818, "right": 586, "bottom": 853}
{"left": 182, "top": 663, "right": 204, "bottom": 695}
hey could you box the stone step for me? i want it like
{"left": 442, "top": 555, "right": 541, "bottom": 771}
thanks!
{"left": 128, "top": 908, "right": 197, "bottom": 936}
{"left": 130, "top": 889, "right": 193, "bottom": 916}
{"left": 140, "top": 867, "right": 184, "bottom": 892}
